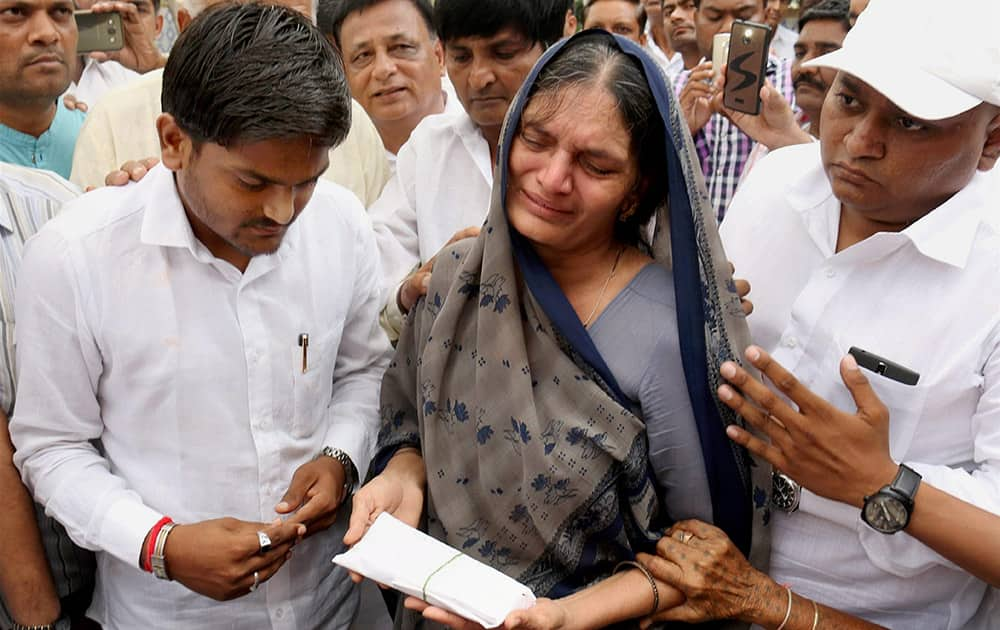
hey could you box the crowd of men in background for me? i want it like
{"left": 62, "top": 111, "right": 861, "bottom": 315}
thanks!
{"left": 2, "top": 0, "right": 999, "bottom": 628}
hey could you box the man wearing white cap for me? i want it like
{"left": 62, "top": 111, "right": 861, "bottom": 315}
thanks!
{"left": 702, "top": 0, "right": 1000, "bottom": 626}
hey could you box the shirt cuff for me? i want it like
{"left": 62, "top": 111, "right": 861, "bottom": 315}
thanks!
{"left": 378, "top": 281, "right": 406, "bottom": 345}
{"left": 98, "top": 498, "right": 164, "bottom": 570}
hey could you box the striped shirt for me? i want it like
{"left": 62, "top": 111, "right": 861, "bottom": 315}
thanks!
{"left": 0, "top": 163, "right": 95, "bottom": 628}
{"left": 674, "top": 56, "right": 796, "bottom": 222}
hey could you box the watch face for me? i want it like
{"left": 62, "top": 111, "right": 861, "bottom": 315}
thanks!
{"left": 863, "top": 495, "right": 909, "bottom": 533}
{"left": 771, "top": 472, "right": 801, "bottom": 513}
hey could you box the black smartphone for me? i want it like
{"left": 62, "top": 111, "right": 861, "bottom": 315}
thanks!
{"left": 724, "top": 20, "right": 772, "bottom": 115}
{"left": 848, "top": 347, "right": 920, "bottom": 386}
{"left": 74, "top": 10, "right": 124, "bottom": 54}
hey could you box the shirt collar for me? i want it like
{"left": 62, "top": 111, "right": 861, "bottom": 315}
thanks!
{"left": 902, "top": 169, "right": 991, "bottom": 269}
{"left": 139, "top": 163, "right": 203, "bottom": 254}
{"left": 138, "top": 162, "right": 295, "bottom": 268}
{"left": 787, "top": 143, "right": 990, "bottom": 269}
{"left": 0, "top": 201, "right": 13, "bottom": 233}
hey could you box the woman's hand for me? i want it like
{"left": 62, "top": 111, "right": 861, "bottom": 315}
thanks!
{"left": 636, "top": 520, "right": 778, "bottom": 627}
{"left": 405, "top": 596, "right": 571, "bottom": 630}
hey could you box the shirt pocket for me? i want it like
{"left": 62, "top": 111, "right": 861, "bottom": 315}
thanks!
{"left": 291, "top": 333, "right": 337, "bottom": 440}
{"left": 869, "top": 377, "right": 930, "bottom": 461}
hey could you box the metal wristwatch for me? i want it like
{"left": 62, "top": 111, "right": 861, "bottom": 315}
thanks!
{"left": 771, "top": 471, "right": 801, "bottom": 513}
{"left": 862, "top": 464, "right": 922, "bottom": 534}
{"left": 318, "top": 446, "right": 357, "bottom": 496}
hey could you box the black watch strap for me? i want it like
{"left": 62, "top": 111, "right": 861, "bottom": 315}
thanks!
{"left": 890, "top": 464, "right": 922, "bottom": 501}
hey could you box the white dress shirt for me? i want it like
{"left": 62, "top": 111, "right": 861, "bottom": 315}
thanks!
{"left": 11, "top": 165, "right": 390, "bottom": 629}
{"left": 66, "top": 57, "right": 140, "bottom": 107}
{"left": 369, "top": 110, "right": 493, "bottom": 297}
{"left": 721, "top": 143, "right": 1000, "bottom": 628}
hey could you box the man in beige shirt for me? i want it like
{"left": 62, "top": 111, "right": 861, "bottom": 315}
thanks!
{"left": 69, "top": 0, "right": 391, "bottom": 205}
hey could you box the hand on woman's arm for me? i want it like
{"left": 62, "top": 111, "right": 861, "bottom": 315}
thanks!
{"left": 0, "top": 410, "right": 62, "bottom": 626}
{"left": 637, "top": 520, "right": 885, "bottom": 629}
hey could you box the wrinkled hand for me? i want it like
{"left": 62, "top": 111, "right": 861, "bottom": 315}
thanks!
{"left": 100, "top": 157, "right": 160, "bottom": 189}
{"left": 88, "top": 1, "right": 165, "bottom": 72}
{"left": 164, "top": 517, "right": 304, "bottom": 601}
{"left": 679, "top": 62, "right": 716, "bottom": 134}
{"left": 398, "top": 226, "right": 480, "bottom": 313}
{"left": 275, "top": 457, "right": 348, "bottom": 538}
{"left": 714, "top": 79, "right": 810, "bottom": 150}
{"left": 719, "top": 346, "right": 898, "bottom": 507}
{"left": 63, "top": 93, "right": 88, "bottom": 112}
{"left": 636, "top": 520, "right": 775, "bottom": 627}
{"left": 405, "top": 596, "right": 570, "bottom": 630}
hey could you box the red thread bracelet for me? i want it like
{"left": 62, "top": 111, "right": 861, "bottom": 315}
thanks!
{"left": 143, "top": 517, "right": 173, "bottom": 573}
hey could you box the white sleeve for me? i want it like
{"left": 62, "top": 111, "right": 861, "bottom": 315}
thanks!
{"left": 369, "top": 138, "right": 422, "bottom": 300}
{"left": 11, "top": 227, "right": 162, "bottom": 570}
{"left": 321, "top": 210, "right": 392, "bottom": 483}
{"left": 857, "top": 338, "right": 1000, "bottom": 576}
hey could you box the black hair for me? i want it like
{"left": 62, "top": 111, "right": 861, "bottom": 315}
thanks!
{"left": 798, "top": 0, "right": 850, "bottom": 32}
{"left": 582, "top": 0, "right": 648, "bottom": 34}
{"left": 522, "top": 33, "right": 666, "bottom": 247}
{"left": 434, "top": 0, "right": 565, "bottom": 48}
{"left": 162, "top": 2, "right": 351, "bottom": 149}
{"left": 319, "top": 0, "right": 435, "bottom": 48}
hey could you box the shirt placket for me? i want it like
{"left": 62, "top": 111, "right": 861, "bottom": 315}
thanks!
{"left": 235, "top": 278, "right": 297, "bottom": 629}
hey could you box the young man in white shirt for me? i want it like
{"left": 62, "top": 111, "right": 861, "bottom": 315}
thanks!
{"left": 704, "top": 0, "right": 1000, "bottom": 626}
{"left": 370, "top": 0, "right": 565, "bottom": 338}
{"left": 10, "top": 5, "right": 389, "bottom": 628}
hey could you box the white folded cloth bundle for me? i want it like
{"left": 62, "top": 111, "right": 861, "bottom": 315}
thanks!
{"left": 332, "top": 513, "right": 536, "bottom": 628}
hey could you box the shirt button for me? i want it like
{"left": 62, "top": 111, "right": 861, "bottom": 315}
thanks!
{"left": 275, "top": 608, "right": 285, "bottom": 619}
{"left": 783, "top": 336, "right": 799, "bottom": 349}
{"left": 825, "top": 268, "right": 837, "bottom": 278}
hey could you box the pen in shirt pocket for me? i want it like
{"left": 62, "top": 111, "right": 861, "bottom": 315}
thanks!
{"left": 298, "top": 333, "right": 309, "bottom": 374}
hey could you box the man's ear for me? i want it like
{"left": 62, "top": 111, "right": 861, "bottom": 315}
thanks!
{"left": 157, "top": 113, "right": 192, "bottom": 171}
{"left": 433, "top": 39, "right": 445, "bottom": 74}
{"left": 978, "top": 108, "right": 1000, "bottom": 172}
{"left": 155, "top": 13, "right": 164, "bottom": 37}
{"left": 177, "top": 7, "right": 191, "bottom": 31}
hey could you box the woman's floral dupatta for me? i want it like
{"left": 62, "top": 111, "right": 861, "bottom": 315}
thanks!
{"left": 374, "top": 30, "right": 771, "bottom": 608}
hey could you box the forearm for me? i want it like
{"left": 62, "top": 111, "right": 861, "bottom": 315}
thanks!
{"left": 905, "top": 482, "right": 1000, "bottom": 586}
{"left": 556, "top": 570, "right": 682, "bottom": 630}
{"left": 742, "top": 579, "right": 884, "bottom": 630}
{"left": 0, "top": 411, "right": 61, "bottom": 625}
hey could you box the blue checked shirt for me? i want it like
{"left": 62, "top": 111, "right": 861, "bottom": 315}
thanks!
{"left": 675, "top": 56, "right": 796, "bottom": 222}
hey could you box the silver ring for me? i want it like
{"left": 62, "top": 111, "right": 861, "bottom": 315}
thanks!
{"left": 249, "top": 570, "right": 260, "bottom": 592}
{"left": 257, "top": 530, "right": 272, "bottom": 554}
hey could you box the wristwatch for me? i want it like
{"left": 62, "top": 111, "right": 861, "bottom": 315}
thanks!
{"left": 771, "top": 471, "right": 801, "bottom": 513}
{"left": 862, "top": 464, "right": 922, "bottom": 534}
{"left": 318, "top": 446, "right": 357, "bottom": 496}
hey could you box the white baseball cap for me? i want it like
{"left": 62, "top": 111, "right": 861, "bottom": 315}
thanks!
{"left": 804, "top": 0, "right": 1000, "bottom": 120}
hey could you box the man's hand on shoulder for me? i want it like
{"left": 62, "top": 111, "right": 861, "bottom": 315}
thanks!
{"left": 90, "top": 157, "right": 160, "bottom": 191}
{"left": 163, "top": 518, "right": 304, "bottom": 601}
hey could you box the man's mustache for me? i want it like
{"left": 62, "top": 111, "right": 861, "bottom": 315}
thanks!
{"left": 793, "top": 76, "right": 827, "bottom": 92}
